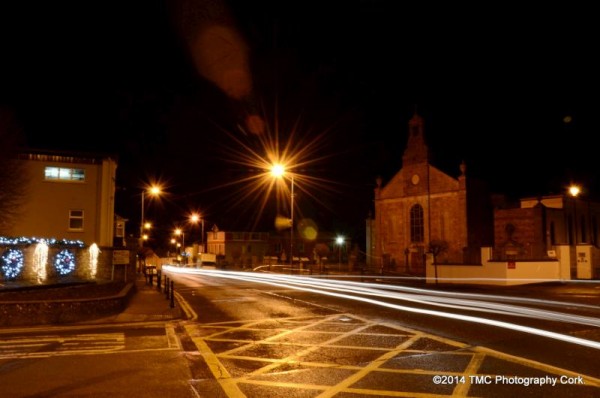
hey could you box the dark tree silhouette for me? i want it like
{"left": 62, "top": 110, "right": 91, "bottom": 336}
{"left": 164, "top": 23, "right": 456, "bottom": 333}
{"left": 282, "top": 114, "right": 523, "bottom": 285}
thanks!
{"left": 428, "top": 239, "right": 449, "bottom": 263}
{"left": 0, "top": 108, "right": 28, "bottom": 235}
{"left": 428, "top": 239, "right": 449, "bottom": 285}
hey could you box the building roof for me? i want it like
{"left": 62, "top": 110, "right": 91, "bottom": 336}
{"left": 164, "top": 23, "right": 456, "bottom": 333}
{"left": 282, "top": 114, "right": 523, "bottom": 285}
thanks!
{"left": 17, "top": 147, "right": 119, "bottom": 165}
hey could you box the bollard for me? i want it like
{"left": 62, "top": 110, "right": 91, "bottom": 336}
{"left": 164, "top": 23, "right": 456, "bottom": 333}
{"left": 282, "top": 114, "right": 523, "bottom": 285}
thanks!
{"left": 156, "top": 270, "right": 161, "bottom": 290}
{"left": 165, "top": 276, "right": 170, "bottom": 299}
{"left": 169, "top": 280, "right": 175, "bottom": 308}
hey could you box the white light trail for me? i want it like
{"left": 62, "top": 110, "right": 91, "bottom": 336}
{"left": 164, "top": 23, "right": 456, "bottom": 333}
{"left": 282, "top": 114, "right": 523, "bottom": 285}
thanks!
{"left": 163, "top": 266, "right": 600, "bottom": 350}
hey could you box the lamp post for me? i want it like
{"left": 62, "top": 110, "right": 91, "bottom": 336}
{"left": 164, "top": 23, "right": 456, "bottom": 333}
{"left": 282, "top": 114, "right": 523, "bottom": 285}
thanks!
{"left": 175, "top": 228, "right": 185, "bottom": 263}
{"left": 336, "top": 236, "right": 344, "bottom": 272}
{"left": 190, "top": 213, "right": 206, "bottom": 253}
{"left": 290, "top": 173, "right": 295, "bottom": 269}
{"left": 170, "top": 238, "right": 176, "bottom": 257}
{"left": 271, "top": 164, "right": 294, "bottom": 271}
{"left": 569, "top": 185, "right": 580, "bottom": 245}
{"left": 140, "top": 185, "right": 161, "bottom": 246}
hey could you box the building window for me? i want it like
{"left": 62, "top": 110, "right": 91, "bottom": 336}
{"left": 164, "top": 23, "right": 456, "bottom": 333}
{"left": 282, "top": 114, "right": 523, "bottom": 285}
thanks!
{"left": 69, "top": 210, "right": 84, "bottom": 230}
{"left": 115, "top": 221, "right": 125, "bottom": 238}
{"left": 45, "top": 167, "right": 85, "bottom": 182}
{"left": 410, "top": 204, "right": 424, "bottom": 243}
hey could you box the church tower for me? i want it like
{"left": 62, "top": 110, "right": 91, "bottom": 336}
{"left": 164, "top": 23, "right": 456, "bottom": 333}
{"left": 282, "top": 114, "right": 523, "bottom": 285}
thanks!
{"left": 402, "top": 112, "right": 430, "bottom": 166}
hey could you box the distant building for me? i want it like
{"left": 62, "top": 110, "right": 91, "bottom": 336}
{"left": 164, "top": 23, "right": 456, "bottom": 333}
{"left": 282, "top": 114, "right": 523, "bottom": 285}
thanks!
{"left": 368, "top": 113, "right": 494, "bottom": 275}
{"left": 8, "top": 148, "right": 118, "bottom": 247}
{"left": 205, "top": 226, "right": 352, "bottom": 270}
{"left": 493, "top": 194, "right": 600, "bottom": 279}
{"left": 114, "top": 214, "right": 128, "bottom": 247}
{"left": 206, "top": 228, "right": 270, "bottom": 268}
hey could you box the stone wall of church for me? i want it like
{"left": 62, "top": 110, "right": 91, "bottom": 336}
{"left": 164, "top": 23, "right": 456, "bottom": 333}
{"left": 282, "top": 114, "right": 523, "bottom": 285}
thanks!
{"left": 428, "top": 193, "right": 467, "bottom": 263}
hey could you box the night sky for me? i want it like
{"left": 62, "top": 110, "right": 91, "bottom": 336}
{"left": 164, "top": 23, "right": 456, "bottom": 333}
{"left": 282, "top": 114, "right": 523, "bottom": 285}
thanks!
{"left": 1, "top": 1, "right": 599, "bottom": 246}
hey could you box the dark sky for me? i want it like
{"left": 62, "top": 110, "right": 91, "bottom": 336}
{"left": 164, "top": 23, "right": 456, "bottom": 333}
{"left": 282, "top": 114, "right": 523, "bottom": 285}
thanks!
{"left": 2, "top": 1, "right": 599, "bottom": 244}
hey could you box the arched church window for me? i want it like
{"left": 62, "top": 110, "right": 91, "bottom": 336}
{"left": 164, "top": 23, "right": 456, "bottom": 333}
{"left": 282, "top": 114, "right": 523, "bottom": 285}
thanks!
{"left": 410, "top": 204, "right": 424, "bottom": 243}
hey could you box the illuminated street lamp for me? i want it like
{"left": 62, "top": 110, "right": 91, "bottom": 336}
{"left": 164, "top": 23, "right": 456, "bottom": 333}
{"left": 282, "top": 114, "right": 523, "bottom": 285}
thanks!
{"left": 336, "top": 236, "right": 345, "bottom": 271}
{"left": 271, "top": 163, "right": 294, "bottom": 269}
{"left": 174, "top": 228, "right": 185, "bottom": 251}
{"left": 140, "top": 185, "right": 162, "bottom": 245}
{"left": 175, "top": 228, "right": 186, "bottom": 263}
{"left": 190, "top": 213, "right": 205, "bottom": 253}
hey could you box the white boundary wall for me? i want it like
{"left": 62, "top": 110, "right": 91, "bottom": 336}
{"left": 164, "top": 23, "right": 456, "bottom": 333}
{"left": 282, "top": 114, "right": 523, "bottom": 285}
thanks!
{"left": 426, "top": 246, "right": 572, "bottom": 286}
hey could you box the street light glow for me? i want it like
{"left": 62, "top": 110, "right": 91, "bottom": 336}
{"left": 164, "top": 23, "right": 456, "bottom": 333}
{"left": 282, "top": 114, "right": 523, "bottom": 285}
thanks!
{"left": 271, "top": 163, "right": 285, "bottom": 178}
{"left": 149, "top": 185, "right": 161, "bottom": 196}
{"left": 569, "top": 185, "right": 581, "bottom": 197}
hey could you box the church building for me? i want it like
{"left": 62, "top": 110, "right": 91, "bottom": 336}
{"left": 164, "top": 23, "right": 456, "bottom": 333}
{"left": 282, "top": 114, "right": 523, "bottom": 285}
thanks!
{"left": 368, "top": 113, "right": 494, "bottom": 275}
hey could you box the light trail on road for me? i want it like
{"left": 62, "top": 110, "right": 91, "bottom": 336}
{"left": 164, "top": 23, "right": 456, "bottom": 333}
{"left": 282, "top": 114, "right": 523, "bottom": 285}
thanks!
{"left": 163, "top": 266, "right": 600, "bottom": 350}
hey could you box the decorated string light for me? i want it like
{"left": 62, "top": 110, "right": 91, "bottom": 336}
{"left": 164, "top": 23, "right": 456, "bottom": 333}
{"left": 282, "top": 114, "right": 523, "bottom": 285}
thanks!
{"left": 1, "top": 248, "right": 25, "bottom": 280}
{"left": 0, "top": 236, "right": 84, "bottom": 247}
{"left": 54, "top": 249, "right": 76, "bottom": 275}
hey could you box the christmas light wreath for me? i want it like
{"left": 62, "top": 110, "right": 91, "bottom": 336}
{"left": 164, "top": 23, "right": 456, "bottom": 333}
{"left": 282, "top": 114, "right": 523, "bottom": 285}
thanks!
{"left": 54, "top": 249, "right": 76, "bottom": 275}
{"left": 1, "top": 248, "right": 24, "bottom": 280}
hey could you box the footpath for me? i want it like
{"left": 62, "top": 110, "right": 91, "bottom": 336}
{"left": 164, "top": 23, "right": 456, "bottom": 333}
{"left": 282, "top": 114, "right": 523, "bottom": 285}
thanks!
{"left": 79, "top": 272, "right": 183, "bottom": 324}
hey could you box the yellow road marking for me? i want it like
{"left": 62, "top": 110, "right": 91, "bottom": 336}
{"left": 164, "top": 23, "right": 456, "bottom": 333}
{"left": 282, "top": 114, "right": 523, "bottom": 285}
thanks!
{"left": 186, "top": 325, "right": 247, "bottom": 398}
{"left": 185, "top": 314, "right": 600, "bottom": 397}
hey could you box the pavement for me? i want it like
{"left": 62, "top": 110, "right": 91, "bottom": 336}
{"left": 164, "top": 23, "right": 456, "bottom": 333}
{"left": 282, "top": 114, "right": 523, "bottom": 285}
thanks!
{"left": 77, "top": 272, "right": 184, "bottom": 325}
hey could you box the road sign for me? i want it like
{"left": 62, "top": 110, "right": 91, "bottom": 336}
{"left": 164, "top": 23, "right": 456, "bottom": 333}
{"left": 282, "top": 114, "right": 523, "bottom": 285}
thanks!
{"left": 113, "top": 250, "right": 130, "bottom": 265}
